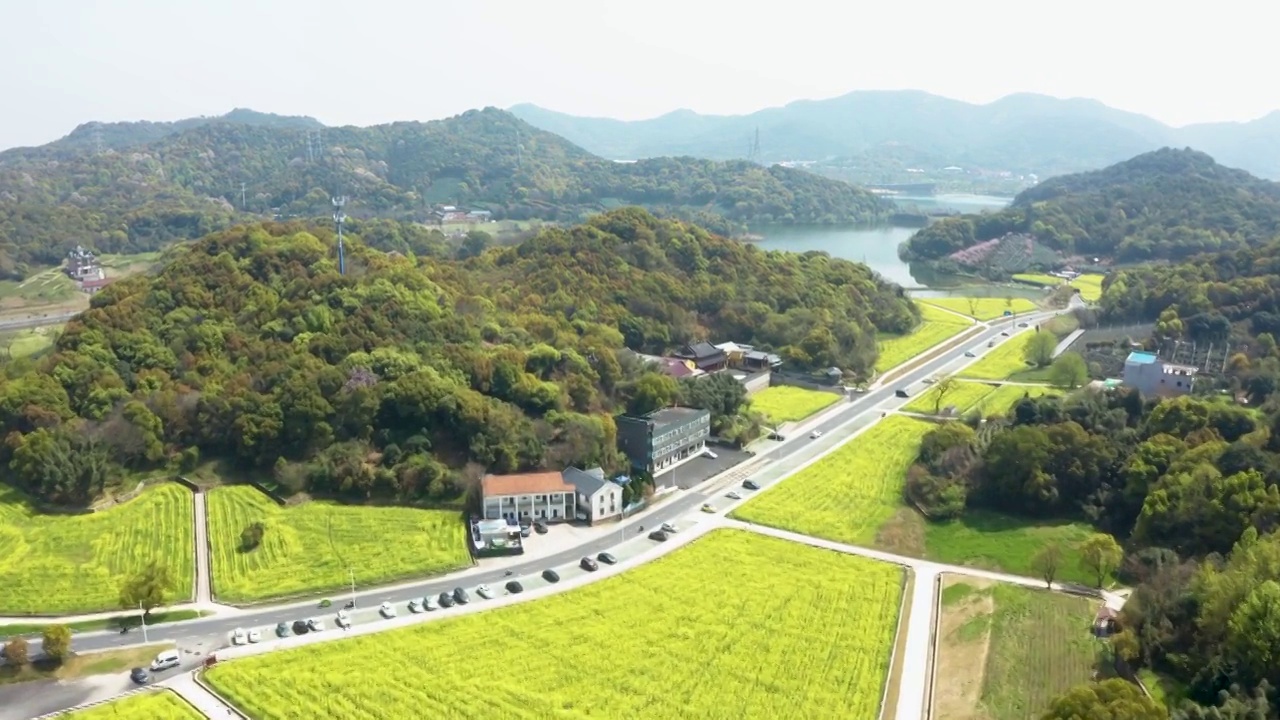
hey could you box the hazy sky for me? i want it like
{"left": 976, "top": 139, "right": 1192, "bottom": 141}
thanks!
{"left": 3, "top": 0, "right": 1273, "bottom": 150}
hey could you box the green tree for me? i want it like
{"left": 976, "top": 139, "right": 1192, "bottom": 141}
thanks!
{"left": 240, "top": 521, "right": 266, "bottom": 552}
{"left": 1110, "top": 629, "right": 1140, "bottom": 663}
{"left": 1024, "top": 331, "right": 1058, "bottom": 368}
{"left": 1049, "top": 352, "right": 1088, "bottom": 388}
{"left": 41, "top": 625, "right": 72, "bottom": 663}
{"left": 931, "top": 375, "right": 959, "bottom": 414}
{"left": 1078, "top": 533, "right": 1123, "bottom": 588}
{"left": 1041, "top": 678, "right": 1164, "bottom": 719}
{"left": 2, "top": 637, "right": 29, "bottom": 666}
{"left": 1031, "top": 542, "right": 1064, "bottom": 588}
{"left": 1225, "top": 580, "right": 1280, "bottom": 686}
{"left": 119, "top": 559, "right": 176, "bottom": 619}
{"left": 627, "top": 373, "right": 679, "bottom": 416}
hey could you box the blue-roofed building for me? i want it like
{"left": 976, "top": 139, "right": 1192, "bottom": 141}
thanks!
{"left": 1122, "top": 351, "right": 1197, "bottom": 398}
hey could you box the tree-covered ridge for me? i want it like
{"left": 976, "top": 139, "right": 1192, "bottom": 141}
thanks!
{"left": 0, "top": 210, "right": 913, "bottom": 506}
{"left": 901, "top": 148, "right": 1280, "bottom": 266}
{"left": 0, "top": 108, "right": 891, "bottom": 279}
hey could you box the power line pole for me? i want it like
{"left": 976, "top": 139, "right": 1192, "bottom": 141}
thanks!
{"left": 348, "top": 567, "right": 357, "bottom": 608}
{"left": 332, "top": 196, "right": 347, "bottom": 275}
{"left": 240, "top": 183, "right": 247, "bottom": 210}
{"left": 139, "top": 601, "right": 149, "bottom": 644}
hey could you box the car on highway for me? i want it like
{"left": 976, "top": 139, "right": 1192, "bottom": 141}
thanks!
{"left": 425, "top": 595, "right": 439, "bottom": 611}
{"left": 895, "top": 388, "right": 909, "bottom": 398}
{"left": 743, "top": 479, "right": 760, "bottom": 490}
{"left": 275, "top": 622, "right": 290, "bottom": 638}
{"left": 768, "top": 431, "right": 786, "bottom": 441}
{"left": 505, "top": 580, "right": 524, "bottom": 594}
{"left": 542, "top": 568, "right": 561, "bottom": 583}
{"left": 596, "top": 551, "right": 618, "bottom": 565}
{"left": 378, "top": 602, "right": 396, "bottom": 619}
{"left": 307, "top": 617, "right": 325, "bottom": 632}
{"left": 231, "top": 628, "right": 248, "bottom": 645}
{"left": 809, "top": 430, "right": 823, "bottom": 439}
{"left": 477, "top": 584, "right": 495, "bottom": 600}
{"left": 1000, "top": 331, "right": 1010, "bottom": 336}
{"left": 726, "top": 490, "right": 742, "bottom": 500}
{"left": 964, "top": 351, "right": 976, "bottom": 358}
{"left": 988, "top": 340, "right": 996, "bottom": 347}
{"left": 408, "top": 598, "right": 425, "bottom": 614}
{"left": 1018, "top": 322, "right": 1029, "bottom": 327}
{"left": 438, "top": 591, "right": 456, "bottom": 608}
{"left": 247, "top": 629, "right": 262, "bottom": 643}
{"left": 922, "top": 377, "right": 935, "bottom": 385}
{"left": 453, "top": 587, "right": 471, "bottom": 605}
{"left": 291, "top": 619, "right": 310, "bottom": 635}
{"left": 336, "top": 610, "right": 352, "bottom": 628}
{"left": 701, "top": 503, "right": 716, "bottom": 513}
{"left": 580, "top": 556, "right": 599, "bottom": 572}
{"left": 130, "top": 667, "right": 151, "bottom": 685}
{"left": 649, "top": 530, "right": 669, "bottom": 542}
{"left": 661, "top": 522, "right": 678, "bottom": 533}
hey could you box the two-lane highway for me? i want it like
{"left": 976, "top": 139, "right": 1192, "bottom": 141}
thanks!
{"left": 27, "top": 310, "right": 1060, "bottom": 658}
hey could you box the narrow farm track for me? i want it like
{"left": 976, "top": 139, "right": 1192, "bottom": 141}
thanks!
{"left": 192, "top": 491, "right": 212, "bottom": 605}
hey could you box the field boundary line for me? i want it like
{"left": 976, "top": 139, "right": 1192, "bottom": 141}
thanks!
{"left": 192, "top": 670, "right": 251, "bottom": 719}
{"left": 879, "top": 568, "right": 914, "bottom": 720}
{"left": 924, "top": 573, "right": 942, "bottom": 720}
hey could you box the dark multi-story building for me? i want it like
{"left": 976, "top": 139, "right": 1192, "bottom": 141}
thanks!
{"left": 615, "top": 406, "right": 711, "bottom": 474}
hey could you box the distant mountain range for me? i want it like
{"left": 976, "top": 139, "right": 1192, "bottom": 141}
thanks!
{"left": 0, "top": 108, "right": 889, "bottom": 278}
{"left": 509, "top": 91, "right": 1280, "bottom": 181}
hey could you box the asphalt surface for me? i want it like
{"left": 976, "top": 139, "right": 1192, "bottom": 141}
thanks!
{"left": 0, "top": 312, "right": 79, "bottom": 331}
{"left": 22, "top": 310, "right": 1055, "bottom": 659}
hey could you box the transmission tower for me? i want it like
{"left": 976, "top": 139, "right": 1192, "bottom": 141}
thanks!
{"left": 91, "top": 125, "right": 104, "bottom": 156}
{"left": 332, "top": 196, "right": 348, "bottom": 275}
{"left": 746, "top": 127, "right": 760, "bottom": 163}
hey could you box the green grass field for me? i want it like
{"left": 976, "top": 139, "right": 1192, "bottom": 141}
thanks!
{"left": 733, "top": 415, "right": 935, "bottom": 545}
{"left": 920, "top": 297, "right": 1039, "bottom": 321}
{"left": 0, "top": 267, "right": 78, "bottom": 306}
{"left": 0, "top": 484, "right": 194, "bottom": 615}
{"left": 1012, "top": 273, "right": 1105, "bottom": 303}
{"left": 904, "top": 382, "right": 1059, "bottom": 416}
{"left": 749, "top": 385, "right": 841, "bottom": 423}
{"left": 207, "top": 486, "right": 471, "bottom": 603}
{"left": 960, "top": 329, "right": 1061, "bottom": 381}
{"left": 876, "top": 305, "right": 973, "bottom": 372}
{"left": 934, "top": 578, "right": 1101, "bottom": 719}
{"left": 208, "top": 529, "right": 904, "bottom": 719}
{"left": 0, "top": 324, "right": 62, "bottom": 359}
{"left": 60, "top": 690, "right": 203, "bottom": 719}
{"left": 923, "top": 510, "right": 1103, "bottom": 585}
{"left": 980, "top": 384, "right": 1059, "bottom": 413}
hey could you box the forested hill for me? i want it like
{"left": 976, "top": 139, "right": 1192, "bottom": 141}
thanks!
{"left": 0, "top": 209, "right": 914, "bottom": 506}
{"left": 0, "top": 107, "right": 891, "bottom": 280}
{"left": 900, "top": 148, "right": 1280, "bottom": 265}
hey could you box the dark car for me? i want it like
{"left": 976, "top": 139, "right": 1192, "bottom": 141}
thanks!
{"left": 130, "top": 667, "right": 151, "bottom": 685}
{"left": 894, "top": 388, "right": 909, "bottom": 398}
{"left": 742, "top": 479, "right": 760, "bottom": 491}
{"left": 649, "top": 530, "right": 669, "bottom": 542}
{"left": 580, "top": 556, "right": 599, "bottom": 572}
{"left": 453, "top": 587, "right": 471, "bottom": 605}
{"left": 275, "top": 622, "right": 290, "bottom": 638}
{"left": 596, "top": 551, "right": 618, "bottom": 565}
{"left": 438, "top": 591, "right": 456, "bottom": 608}
{"left": 505, "top": 580, "right": 524, "bottom": 594}
{"left": 534, "top": 520, "right": 549, "bottom": 534}
{"left": 291, "top": 619, "right": 310, "bottom": 635}
{"left": 519, "top": 525, "right": 532, "bottom": 538}
{"left": 542, "top": 568, "right": 561, "bottom": 583}
{"left": 1000, "top": 331, "right": 1010, "bottom": 336}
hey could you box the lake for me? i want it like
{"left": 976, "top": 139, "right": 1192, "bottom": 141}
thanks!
{"left": 751, "top": 193, "right": 1018, "bottom": 292}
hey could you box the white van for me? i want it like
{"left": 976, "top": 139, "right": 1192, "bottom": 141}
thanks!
{"left": 150, "top": 650, "right": 180, "bottom": 672}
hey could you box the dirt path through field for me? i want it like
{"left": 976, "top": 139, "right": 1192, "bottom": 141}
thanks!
{"left": 934, "top": 576, "right": 996, "bottom": 720}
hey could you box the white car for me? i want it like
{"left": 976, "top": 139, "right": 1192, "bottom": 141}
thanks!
{"left": 922, "top": 378, "right": 935, "bottom": 385}
{"left": 247, "top": 629, "right": 262, "bottom": 644}
{"left": 476, "top": 584, "right": 495, "bottom": 600}
{"left": 810, "top": 430, "right": 823, "bottom": 439}
{"left": 661, "top": 522, "right": 677, "bottom": 533}
{"left": 231, "top": 628, "right": 248, "bottom": 645}
{"left": 425, "top": 595, "right": 439, "bottom": 611}
{"left": 379, "top": 601, "right": 397, "bottom": 619}
{"left": 702, "top": 449, "right": 718, "bottom": 459}
{"left": 408, "top": 598, "right": 424, "bottom": 614}
{"left": 726, "top": 491, "right": 742, "bottom": 500}
{"left": 307, "top": 617, "right": 325, "bottom": 632}
{"left": 335, "top": 610, "right": 352, "bottom": 629}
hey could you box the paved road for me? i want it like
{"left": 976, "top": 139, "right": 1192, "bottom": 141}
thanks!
{"left": 10, "top": 311, "right": 1063, "bottom": 718}
{"left": 192, "top": 493, "right": 213, "bottom": 605}
{"left": 0, "top": 311, "right": 79, "bottom": 331}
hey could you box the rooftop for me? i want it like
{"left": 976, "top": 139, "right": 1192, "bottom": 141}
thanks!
{"left": 481, "top": 471, "right": 574, "bottom": 497}
{"left": 1126, "top": 351, "right": 1158, "bottom": 365}
{"left": 646, "top": 406, "right": 709, "bottom": 426}
{"left": 563, "top": 466, "right": 608, "bottom": 496}
{"left": 675, "top": 341, "right": 723, "bottom": 360}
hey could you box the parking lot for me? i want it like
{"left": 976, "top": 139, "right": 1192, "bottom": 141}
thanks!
{"left": 653, "top": 446, "right": 753, "bottom": 490}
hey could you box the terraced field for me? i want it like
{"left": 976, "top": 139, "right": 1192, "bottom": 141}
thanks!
{"left": 62, "top": 691, "right": 203, "bottom": 719}
{"left": 207, "top": 486, "right": 470, "bottom": 603}
{"left": 0, "top": 484, "right": 194, "bottom": 614}
{"left": 749, "top": 385, "right": 841, "bottom": 423}
{"left": 876, "top": 305, "right": 974, "bottom": 372}
{"left": 920, "top": 297, "right": 1038, "bottom": 321}
{"left": 207, "top": 530, "right": 904, "bottom": 719}
{"left": 732, "top": 415, "right": 935, "bottom": 545}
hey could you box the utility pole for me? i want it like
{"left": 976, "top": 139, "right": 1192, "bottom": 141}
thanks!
{"left": 139, "top": 601, "right": 149, "bottom": 644}
{"left": 332, "top": 196, "right": 347, "bottom": 275}
{"left": 240, "top": 183, "right": 247, "bottom": 210}
{"left": 348, "top": 567, "right": 357, "bottom": 608}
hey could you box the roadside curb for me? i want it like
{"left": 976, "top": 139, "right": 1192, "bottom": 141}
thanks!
{"left": 191, "top": 670, "right": 251, "bottom": 719}
{"left": 29, "top": 687, "right": 160, "bottom": 720}
{"left": 924, "top": 572, "right": 942, "bottom": 720}
{"left": 878, "top": 568, "right": 914, "bottom": 720}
